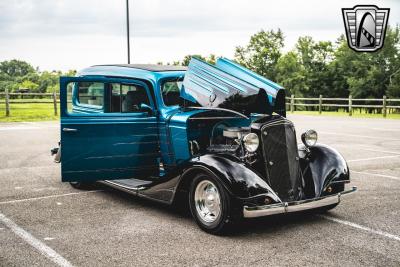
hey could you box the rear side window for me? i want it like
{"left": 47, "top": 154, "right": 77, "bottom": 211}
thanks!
{"left": 109, "top": 83, "right": 150, "bottom": 113}
{"left": 66, "top": 82, "right": 105, "bottom": 114}
{"left": 65, "top": 81, "right": 151, "bottom": 114}
{"left": 77, "top": 82, "right": 104, "bottom": 107}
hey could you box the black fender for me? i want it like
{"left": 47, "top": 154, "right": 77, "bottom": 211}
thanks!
{"left": 299, "top": 144, "right": 350, "bottom": 198}
{"left": 179, "top": 153, "right": 280, "bottom": 202}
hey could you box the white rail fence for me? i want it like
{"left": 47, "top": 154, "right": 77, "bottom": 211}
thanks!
{"left": 286, "top": 95, "right": 400, "bottom": 118}
{"left": 1, "top": 91, "right": 400, "bottom": 118}
{"left": 0, "top": 90, "right": 59, "bottom": 116}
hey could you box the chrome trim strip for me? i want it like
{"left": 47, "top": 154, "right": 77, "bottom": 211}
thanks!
{"left": 243, "top": 186, "right": 357, "bottom": 218}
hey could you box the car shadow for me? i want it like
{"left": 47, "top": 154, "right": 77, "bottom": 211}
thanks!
{"left": 93, "top": 183, "right": 328, "bottom": 237}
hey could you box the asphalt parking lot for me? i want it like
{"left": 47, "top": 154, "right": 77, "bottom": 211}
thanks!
{"left": 1, "top": 115, "right": 400, "bottom": 266}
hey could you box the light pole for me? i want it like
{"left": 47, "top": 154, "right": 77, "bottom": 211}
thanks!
{"left": 126, "top": 0, "right": 131, "bottom": 64}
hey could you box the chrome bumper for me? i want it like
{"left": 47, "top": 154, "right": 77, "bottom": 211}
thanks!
{"left": 243, "top": 186, "right": 357, "bottom": 218}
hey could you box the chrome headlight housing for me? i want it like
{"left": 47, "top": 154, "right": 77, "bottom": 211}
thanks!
{"left": 301, "top": 129, "right": 318, "bottom": 147}
{"left": 243, "top": 133, "right": 259, "bottom": 152}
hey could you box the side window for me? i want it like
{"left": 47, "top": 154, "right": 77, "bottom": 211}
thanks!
{"left": 109, "top": 83, "right": 150, "bottom": 113}
{"left": 66, "top": 82, "right": 105, "bottom": 114}
{"left": 77, "top": 82, "right": 104, "bottom": 107}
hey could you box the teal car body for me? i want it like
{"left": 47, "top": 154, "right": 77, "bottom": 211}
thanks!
{"left": 55, "top": 58, "right": 355, "bottom": 234}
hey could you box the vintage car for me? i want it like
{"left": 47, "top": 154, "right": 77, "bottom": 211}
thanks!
{"left": 53, "top": 57, "right": 356, "bottom": 234}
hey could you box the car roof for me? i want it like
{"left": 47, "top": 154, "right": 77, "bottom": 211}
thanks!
{"left": 78, "top": 64, "right": 187, "bottom": 83}
{"left": 93, "top": 64, "right": 187, "bottom": 72}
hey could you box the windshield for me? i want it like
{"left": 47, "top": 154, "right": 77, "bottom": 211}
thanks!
{"left": 161, "top": 79, "right": 183, "bottom": 106}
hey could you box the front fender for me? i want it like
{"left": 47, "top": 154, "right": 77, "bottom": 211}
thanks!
{"left": 182, "top": 153, "right": 280, "bottom": 202}
{"left": 299, "top": 144, "right": 350, "bottom": 197}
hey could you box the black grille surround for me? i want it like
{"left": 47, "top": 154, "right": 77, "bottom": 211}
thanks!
{"left": 256, "top": 117, "right": 304, "bottom": 202}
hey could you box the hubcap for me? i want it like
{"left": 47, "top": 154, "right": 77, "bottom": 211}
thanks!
{"left": 194, "top": 180, "right": 221, "bottom": 224}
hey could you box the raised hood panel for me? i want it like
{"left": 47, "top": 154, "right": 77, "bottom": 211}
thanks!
{"left": 181, "top": 57, "right": 286, "bottom": 116}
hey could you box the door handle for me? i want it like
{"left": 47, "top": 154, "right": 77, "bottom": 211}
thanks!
{"left": 62, "top": 128, "right": 78, "bottom": 132}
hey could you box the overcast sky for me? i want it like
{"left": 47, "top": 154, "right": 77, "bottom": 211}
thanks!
{"left": 0, "top": 0, "right": 399, "bottom": 71}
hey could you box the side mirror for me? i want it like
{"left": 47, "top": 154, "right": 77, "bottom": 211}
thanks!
{"left": 140, "top": 103, "right": 154, "bottom": 115}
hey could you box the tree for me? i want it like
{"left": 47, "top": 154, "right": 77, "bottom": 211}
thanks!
{"left": 387, "top": 70, "right": 400, "bottom": 98}
{"left": 332, "top": 26, "right": 400, "bottom": 99}
{"left": 0, "top": 60, "right": 36, "bottom": 92}
{"left": 0, "top": 59, "right": 35, "bottom": 77}
{"left": 0, "top": 59, "right": 78, "bottom": 93}
{"left": 181, "top": 55, "right": 206, "bottom": 66}
{"left": 295, "top": 37, "right": 335, "bottom": 97}
{"left": 179, "top": 54, "right": 217, "bottom": 66}
{"left": 20, "top": 80, "right": 39, "bottom": 91}
{"left": 234, "top": 29, "right": 284, "bottom": 81}
{"left": 275, "top": 51, "right": 307, "bottom": 96}
{"left": 38, "top": 71, "right": 60, "bottom": 93}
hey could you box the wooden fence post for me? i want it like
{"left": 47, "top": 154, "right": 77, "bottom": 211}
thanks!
{"left": 383, "top": 95, "right": 387, "bottom": 118}
{"left": 348, "top": 95, "right": 352, "bottom": 116}
{"left": 319, "top": 95, "right": 322, "bottom": 114}
{"left": 290, "top": 94, "right": 294, "bottom": 113}
{"left": 53, "top": 92, "right": 58, "bottom": 116}
{"left": 5, "top": 88, "right": 10, "bottom": 117}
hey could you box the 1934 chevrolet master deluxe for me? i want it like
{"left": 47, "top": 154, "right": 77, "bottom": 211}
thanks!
{"left": 53, "top": 57, "right": 356, "bottom": 234}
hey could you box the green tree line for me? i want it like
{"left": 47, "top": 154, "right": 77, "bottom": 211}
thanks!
{"left": 177, "top": 26, "right": 400, "bottom": 99}
{"left": 1, "top": 25, "right": 399, "bottom": 99}
{"left": 0, "top": 60, "right": 76, "bottom": 93}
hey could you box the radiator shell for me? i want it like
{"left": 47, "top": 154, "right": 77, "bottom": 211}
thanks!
{"left": 259, "top": 119, "right": 303, "bottom": 202}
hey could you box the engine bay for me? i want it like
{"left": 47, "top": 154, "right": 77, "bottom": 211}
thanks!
{"left": 186, "top": 110, "right": 262, "bottom": 163}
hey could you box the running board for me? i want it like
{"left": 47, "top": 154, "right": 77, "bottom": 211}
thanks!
{"left": 99, "top": 179, "right": 153, "bottom": 195}
{"left": 99, "top": 179, "right": 172, "bottom": 205}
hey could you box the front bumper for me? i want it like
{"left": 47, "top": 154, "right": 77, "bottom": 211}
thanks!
{"left": 243, "top": 186, "right": 357, "bottom": 218}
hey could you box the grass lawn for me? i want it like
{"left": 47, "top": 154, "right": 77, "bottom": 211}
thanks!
{"left": 0, "top": 103, "right": 59, "bottom": 122}
{"left": 290, "top": 110, "right": 400, "bottom": 119}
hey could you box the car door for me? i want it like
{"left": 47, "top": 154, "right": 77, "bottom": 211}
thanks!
{"left": 60, "top": 76, "right": 160, "bottom": 182}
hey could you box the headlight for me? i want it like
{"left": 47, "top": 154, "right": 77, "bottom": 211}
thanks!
{"left": 243, "top": 133, "right": 259, "bottom": 152}
{"left": 301, "top": 129, "right": 318, "bottom": 147}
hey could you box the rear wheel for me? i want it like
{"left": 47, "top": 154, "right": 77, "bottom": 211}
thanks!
{"left": 189, "top": 172, "right": 236, "bottom": 235}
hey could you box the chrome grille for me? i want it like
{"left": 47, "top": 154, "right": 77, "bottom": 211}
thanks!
{"left": 260, "top": 120, "right": 303, "bottom": 202}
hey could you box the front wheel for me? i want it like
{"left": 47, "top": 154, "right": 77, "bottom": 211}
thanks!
{"left": 189, "top": 172, "right": 236, "bottom": 235}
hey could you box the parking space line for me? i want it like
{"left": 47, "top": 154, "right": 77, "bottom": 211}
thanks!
{"left": 0, "top": 212, "right": 74, "bottom": 267}
{"left": 319, "top": 131, "right": 400, "bottom": 141}
{"left": 357, "top": 147, "right": 400, "bottom": 155}
{"left": 352, "top": 171, "right": 400, "bottom": 181}
{"left": 0, "top": 190, "right": 102, "bottom": 205}
{"left": 371, "top": 128, "right": 400, "bottom": 132}
{"left": 320, "top": 215, "right": 400, "bottom": 242}
{"left": 347, "top": 155, "right": 400, "bottom": 162}
{"left": 329, "top": 144, "right": 400, "bottom": 156}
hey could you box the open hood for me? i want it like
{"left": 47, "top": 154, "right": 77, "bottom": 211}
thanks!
{"left": 181, "top": 57, "right": 286, "bottom": 116}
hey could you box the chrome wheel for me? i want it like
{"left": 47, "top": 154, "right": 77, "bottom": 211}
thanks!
{"left": 194, "top": 180, "right": 221, "bottom": 224}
